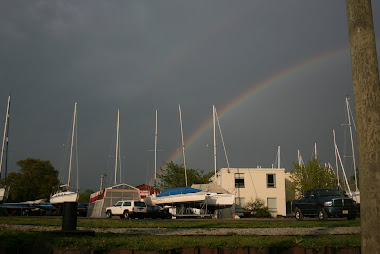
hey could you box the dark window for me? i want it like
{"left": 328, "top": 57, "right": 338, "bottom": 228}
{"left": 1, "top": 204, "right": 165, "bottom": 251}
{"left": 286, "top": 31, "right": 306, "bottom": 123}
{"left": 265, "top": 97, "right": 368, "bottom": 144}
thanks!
{"left": 235, "top": 173, "right": 245, "bottom": 188}
{"left": 267, "top": 174, "right": 276, "bottom": 188}
{"left": 134, "top": 201, "right": 146, "bottom": 207}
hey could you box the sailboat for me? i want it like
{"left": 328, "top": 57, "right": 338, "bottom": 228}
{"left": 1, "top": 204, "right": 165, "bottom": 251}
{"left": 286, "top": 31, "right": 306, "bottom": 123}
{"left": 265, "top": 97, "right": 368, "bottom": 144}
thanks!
{"left": 49, "top": 102, "right": 79, "bottom": 205}
{"left": 148, "top": 105, "right": 209, "bottom": 206}
{"left": 342, "top": 97, "right": 360, "bottom": 203}
{"left": 149, "top": 105, "right": 234, "bottom": 210}
{"left": 87, "top": 109, "right": 139, "bottom": 217}
{"left": 0, "top": 95, "right": 11, "bottom": 203}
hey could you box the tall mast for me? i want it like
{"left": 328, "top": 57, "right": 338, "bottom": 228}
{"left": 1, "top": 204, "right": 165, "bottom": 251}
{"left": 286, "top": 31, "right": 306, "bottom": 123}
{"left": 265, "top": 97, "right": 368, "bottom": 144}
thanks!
{"left": 346, "top": 97, "right": 358, "bottom": 192}
{"left": 333, "top": 130, "right": 340, "bottom": 187}
{"left": 114, "top": 109, "right": 120, "bottom": 185}
{"left": 213, "top": 105, "right": 217, "bottom": 176}
{"left": 314, "top": 143, "right": 318, "bottom": 160}
{"left": 178, "top": 105, "right": 188, "bottom": 186}
{"left": 154, "top": 109, "right": 158, "bottom": 187}
{"left": 215, "top": 107, "right": 230, "bottom": 172}
{"left": 277, "top": 146, "right": 280, "bottom": 168}
{"left": 0, "top": 95, "right": 10, "bottom": 179}
{"left": 67, "top": 102, "right": 77, "bottom": 191}
{"left": 333, "top": 130, "right": 340, "bottom": 188}
{"left": 297, "top": 150, "right": 304, "bottom": 166}
{"left": 334, "top": 129, "right": 352, "bottom": 197}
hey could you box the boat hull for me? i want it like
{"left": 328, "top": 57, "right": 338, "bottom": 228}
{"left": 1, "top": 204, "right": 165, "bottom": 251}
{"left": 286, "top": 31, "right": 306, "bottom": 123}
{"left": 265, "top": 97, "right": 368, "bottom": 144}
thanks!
{"left": 152, "top": 192, "right": 207, "bottom": 205}
{"left": 205, "top": 193, "right": 235, "bottom": 208}
{"left": 50, "top": 191, "right": 79, "bottom": 205}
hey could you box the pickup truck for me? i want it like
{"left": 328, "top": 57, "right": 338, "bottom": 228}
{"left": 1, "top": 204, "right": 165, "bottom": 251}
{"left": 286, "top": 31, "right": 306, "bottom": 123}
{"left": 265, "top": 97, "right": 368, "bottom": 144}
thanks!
{"left": 105, "top": 200, "right": 147, "bottom": 219}
{"left": 292, "top": 188, "right": 357, "bottom": 220}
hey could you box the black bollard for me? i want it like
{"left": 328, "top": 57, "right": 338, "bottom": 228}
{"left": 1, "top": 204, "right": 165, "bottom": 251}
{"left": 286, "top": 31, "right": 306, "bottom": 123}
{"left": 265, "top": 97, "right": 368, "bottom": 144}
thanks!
{"left": 62, "top": 202, "right": 77, "bottom": 231}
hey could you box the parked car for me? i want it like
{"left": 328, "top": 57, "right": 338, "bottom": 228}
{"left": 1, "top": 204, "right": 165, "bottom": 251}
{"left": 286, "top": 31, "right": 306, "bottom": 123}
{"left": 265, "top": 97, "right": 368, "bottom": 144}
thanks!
{"left": 105, "top": 200, "right": 147, "bottom": 219}
{"left": 146, "top": 205, "right": 172, "bottom": 219}
{"left": 292, "top": 188, "right": 357, "bottom": 220}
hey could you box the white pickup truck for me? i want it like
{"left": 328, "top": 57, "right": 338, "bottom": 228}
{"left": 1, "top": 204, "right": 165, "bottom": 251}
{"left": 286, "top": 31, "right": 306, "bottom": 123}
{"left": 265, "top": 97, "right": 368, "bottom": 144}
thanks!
{"left": 105, "top": 200, "right": 147, "bottom": 219}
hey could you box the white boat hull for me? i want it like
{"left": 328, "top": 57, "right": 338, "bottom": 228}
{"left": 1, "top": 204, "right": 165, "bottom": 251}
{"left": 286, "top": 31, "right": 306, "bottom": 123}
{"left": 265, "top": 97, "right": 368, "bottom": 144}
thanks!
{"left": 150, "top": 192, "right": 234, "bottom": 208}
{"left": 205, "top": 193, "right": 235, "bottom": 207}
{"left": 152, "top": 192, "right": 207, "bottom": 205}
{"left": 50, "top": 191, "right": 79, "bottom": 205}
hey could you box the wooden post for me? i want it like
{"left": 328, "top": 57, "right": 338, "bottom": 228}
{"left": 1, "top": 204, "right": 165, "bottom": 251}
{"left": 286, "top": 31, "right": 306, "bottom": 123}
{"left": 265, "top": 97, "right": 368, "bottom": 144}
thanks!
{"left": 346, "top": 1, "right": 380, "bottom": 252}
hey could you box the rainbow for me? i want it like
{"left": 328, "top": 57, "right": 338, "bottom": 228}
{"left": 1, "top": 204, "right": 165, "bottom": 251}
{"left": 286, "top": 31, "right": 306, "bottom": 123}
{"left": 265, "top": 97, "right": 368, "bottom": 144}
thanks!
{"left": 166, "top": 45, "right": 352, "bottom": 165}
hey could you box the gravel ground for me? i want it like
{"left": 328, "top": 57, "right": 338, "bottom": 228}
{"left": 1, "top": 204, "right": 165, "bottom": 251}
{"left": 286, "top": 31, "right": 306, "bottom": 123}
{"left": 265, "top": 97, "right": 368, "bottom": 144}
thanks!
{"left": 0, "top": 224, "right": 361, "bottom": 236}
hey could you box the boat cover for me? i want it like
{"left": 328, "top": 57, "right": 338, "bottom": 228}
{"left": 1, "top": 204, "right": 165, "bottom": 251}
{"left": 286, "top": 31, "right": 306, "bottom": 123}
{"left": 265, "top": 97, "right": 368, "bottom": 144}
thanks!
{"left": 158, "top": 187, "right": 202, "bottom": 197}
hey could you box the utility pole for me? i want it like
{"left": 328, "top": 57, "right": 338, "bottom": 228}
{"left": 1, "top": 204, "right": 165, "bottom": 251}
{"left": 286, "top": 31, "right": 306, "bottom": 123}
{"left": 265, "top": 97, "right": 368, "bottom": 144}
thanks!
{"left": 346, "top": 1, "right": 380, "bottom": 252}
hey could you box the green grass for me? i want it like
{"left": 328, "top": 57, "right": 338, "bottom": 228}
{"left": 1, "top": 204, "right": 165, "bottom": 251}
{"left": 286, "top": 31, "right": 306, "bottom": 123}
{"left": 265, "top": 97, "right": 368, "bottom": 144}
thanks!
{"left": 0, "top": 230, "right": 361, "bottom": 251}
{"left": 0, "top": 217, "right": 361, "bottom": 229}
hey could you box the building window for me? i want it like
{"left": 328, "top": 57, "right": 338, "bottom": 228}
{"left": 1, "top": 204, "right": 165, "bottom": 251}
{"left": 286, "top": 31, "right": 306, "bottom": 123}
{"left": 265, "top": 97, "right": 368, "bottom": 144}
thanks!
{"left": 235, "top": 173, "right": 245, "bottom": 188}
{"left": 267, "top": 174, "right": 276, "bottom": 188}
{"left": 267, "top": 198, "right": 277, "bottom": 212}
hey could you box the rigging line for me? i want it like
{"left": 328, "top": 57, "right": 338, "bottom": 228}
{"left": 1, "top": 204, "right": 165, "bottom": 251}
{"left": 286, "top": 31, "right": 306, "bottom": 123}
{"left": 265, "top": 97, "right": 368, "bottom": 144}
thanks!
{"left": 215, "top": 108, "right": 230, "bottom": 170}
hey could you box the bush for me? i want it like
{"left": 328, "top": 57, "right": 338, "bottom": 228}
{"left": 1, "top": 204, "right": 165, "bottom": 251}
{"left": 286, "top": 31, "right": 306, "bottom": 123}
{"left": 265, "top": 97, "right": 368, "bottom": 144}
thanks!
{"left": 244, "top": 198, "right": 272, "bottom": 218}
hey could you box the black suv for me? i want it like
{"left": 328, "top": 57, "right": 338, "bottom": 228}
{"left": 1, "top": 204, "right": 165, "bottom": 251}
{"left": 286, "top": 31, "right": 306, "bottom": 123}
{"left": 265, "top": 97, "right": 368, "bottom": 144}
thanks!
{"left": 292, "top": 189, "right": 357, "bottom": 220}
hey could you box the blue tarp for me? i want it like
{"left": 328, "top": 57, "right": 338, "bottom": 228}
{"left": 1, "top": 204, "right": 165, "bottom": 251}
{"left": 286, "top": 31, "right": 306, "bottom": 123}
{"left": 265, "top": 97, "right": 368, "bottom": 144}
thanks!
{"left": 157, "top": 187, "right": 202, "bottom": 197}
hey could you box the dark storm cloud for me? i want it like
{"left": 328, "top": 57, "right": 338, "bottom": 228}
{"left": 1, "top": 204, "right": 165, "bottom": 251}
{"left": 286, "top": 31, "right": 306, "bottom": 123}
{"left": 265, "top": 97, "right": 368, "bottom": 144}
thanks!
{"left": 0, "top": 1, "right": 379, "bottom": 191}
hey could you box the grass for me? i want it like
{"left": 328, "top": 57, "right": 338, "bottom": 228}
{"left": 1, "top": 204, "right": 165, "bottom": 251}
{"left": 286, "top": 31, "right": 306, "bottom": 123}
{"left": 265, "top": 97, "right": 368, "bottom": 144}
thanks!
{"left": 0, "top": 230, "right": 361, "bottom": 251}
{"left": 0, "top": 217, "right": 361, "bottom": 229}
{"left": 0, "top": 217, "right": 361, "bottom": 251}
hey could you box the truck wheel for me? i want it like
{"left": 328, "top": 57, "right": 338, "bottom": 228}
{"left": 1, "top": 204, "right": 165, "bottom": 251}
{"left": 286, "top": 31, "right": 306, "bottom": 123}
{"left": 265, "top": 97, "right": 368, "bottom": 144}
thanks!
{"left": 294, "top": 207, "right": 304, "bottom": 221}
{"left": 106, "top": 211, "right": 112, "bottom": 218}
{"left": 318, "top": 208, "right": 328, "bottom": 220}
{"left": 123, "top": 211, "right": 130, "bottom": 219}
{"left": 347, "top": 214, "right": 356, "bottom": 220}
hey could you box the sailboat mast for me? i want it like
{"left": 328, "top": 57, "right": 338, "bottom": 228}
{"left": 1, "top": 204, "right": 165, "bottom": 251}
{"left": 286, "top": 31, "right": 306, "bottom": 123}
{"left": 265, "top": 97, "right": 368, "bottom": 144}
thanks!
{"left": 67, "top": 102, "right": 77, "bottom": 191}
{"left": 154, "top": 109, "right": 158, "bottom": 185}
{"left": 178, "top": 105, "right": 188, "bottom": 186}
{"left": 314, "top": 143, "right": 317, "bottom": 160}
{"left": 346, "top": 97, "right": 358, "bottom": 192}
{"left": 114, "top": 109, "right": 120, "bottom": 185}
{"left": 333, "top": 130, "right": 340, "bottom": 188}
{"left": 0, "top": 95, "right": 10, "bottom": 179}
{"left": 213, "top": 105, "right": 217, "bottom": 176}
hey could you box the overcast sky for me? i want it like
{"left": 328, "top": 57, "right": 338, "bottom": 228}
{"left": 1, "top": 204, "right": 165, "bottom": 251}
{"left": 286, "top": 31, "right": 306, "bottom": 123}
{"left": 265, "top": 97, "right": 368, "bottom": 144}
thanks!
{"left": 1, "top": 1, "right": 380, "bottom": 192}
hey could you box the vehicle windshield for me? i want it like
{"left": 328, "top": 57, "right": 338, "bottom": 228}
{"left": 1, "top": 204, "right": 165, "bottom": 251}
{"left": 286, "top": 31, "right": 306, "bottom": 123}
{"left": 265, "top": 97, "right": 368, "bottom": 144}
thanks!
{"left": 135, "top": 201, "right": 146, "bottom": 207}
{"left": 317, "top": 189, "right": 343, "bottom": 197}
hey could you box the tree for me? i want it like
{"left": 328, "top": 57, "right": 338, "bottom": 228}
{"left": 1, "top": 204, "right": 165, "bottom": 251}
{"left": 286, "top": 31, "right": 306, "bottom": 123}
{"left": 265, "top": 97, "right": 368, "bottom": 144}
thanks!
{"left": 0, "top": 158, "right": 60, "bottom": 202}
{"left": 289, "top": 159, "right": 338, "bottom": 199}
{"left": 78, "top": 189, "right": 94, "bottom": 203}
{"left": 157, "top": 161, "right": 211, "bottom": 189}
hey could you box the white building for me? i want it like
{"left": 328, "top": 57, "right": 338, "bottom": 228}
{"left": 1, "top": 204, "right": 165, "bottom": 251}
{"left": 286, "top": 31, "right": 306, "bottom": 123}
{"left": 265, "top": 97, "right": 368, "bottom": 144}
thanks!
{"left": 213, "top": 167, "right": 287, "bottom": 217}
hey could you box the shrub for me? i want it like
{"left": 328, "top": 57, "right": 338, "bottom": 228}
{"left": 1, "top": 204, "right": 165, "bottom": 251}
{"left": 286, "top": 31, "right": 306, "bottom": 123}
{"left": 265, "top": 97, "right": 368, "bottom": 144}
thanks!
{"left": 244, "top": 198, "right": 272, "bottom": 218}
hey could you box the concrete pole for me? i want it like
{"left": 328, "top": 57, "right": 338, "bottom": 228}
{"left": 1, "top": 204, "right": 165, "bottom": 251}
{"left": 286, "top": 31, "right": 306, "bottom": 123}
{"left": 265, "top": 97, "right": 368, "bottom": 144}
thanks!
{"left": 346, "top": 1, "right": 380, "bottom": 252}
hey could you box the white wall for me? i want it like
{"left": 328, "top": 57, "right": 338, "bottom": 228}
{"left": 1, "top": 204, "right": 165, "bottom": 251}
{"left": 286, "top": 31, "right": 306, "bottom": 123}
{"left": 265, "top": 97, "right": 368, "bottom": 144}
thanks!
{"left": 214, "top": 168, "right": 287, "bottom": 216}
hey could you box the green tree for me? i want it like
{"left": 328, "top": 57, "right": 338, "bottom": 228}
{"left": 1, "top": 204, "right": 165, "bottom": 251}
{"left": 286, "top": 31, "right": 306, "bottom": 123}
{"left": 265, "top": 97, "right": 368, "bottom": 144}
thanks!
{"left": 78, "top": 189, "right": 94, "bottom": 203}
{"left": 0, "top": 158, "right": 60, "bottom": 202}
{"left": 289, "top": 158, "right": 338, "bottom": 199}
{"left": 157, "top": 161, "right": 211, "bottom": 189}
